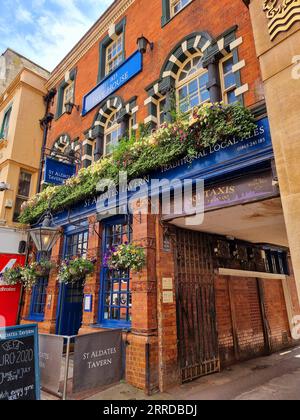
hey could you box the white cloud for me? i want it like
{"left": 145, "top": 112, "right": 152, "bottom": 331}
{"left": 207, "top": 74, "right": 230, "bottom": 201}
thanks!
{"left": 0, "top": 0, "right": 114, "bottom": 71}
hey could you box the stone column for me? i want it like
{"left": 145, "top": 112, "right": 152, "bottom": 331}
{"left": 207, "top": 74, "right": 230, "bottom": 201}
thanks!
{"left": 94, "top": 134, "right": 104, "bottom": 162}
{"left": 204, "top": 57, "right": 222, "bottom": 103}
{"left": 79, "top": 215, "right": 103, "bottom": 334}
{"left": 247, "top": 0, "right": 300, "bottom": 311}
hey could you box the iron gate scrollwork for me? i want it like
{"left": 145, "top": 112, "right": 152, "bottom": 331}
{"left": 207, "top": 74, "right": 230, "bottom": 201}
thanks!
{"left": 175, "top": 228, "right": 220, "bottom": 383}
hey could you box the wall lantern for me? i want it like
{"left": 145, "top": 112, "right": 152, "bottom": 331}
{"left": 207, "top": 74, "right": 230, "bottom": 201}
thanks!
{"left": 29, "top": 213, "right": 61, "bottom": 253}
{"left": 64, "top": 101, "right": 80, "bottom": 115}
{"left": 137, "top": 36, "right": 154, "bottom": 54}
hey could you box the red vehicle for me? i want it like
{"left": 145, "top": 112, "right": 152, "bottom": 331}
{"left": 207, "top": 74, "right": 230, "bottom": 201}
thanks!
{"left": 0, "top": 254, "right": 26, "bottom": 327}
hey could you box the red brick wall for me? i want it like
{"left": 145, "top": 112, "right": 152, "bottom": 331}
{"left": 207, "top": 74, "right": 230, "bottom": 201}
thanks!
{"left": 46, "top": 0, "right": 262, "bottom": 148}
{"left": 262, "top": 279, "right": 291, "bottom": 350}
{"left": 215, "top": 274, "right": 292, "bottom": 366}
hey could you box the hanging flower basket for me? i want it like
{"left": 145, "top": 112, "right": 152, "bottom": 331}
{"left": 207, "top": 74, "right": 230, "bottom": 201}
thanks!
{"left": 0, "top": 266, "right": 22, "bottom": 286}
{"left": 104, "top": 243, "right": 146, "bottom": 273}
{"left": 58, "top": 258, "right": 95, "bottom": 285}
{"left": 34, "top": 260, "right": 56, "bottom": 277}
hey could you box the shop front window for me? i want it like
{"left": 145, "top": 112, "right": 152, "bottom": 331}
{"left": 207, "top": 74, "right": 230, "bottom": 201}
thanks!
{"left": 100, "top": 217, "right": 132, "bottom": 328}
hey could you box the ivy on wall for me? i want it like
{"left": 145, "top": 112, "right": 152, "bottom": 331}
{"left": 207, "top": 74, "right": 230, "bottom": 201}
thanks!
{"left": 19, "top": 103, "right": 256, "bottom": 225}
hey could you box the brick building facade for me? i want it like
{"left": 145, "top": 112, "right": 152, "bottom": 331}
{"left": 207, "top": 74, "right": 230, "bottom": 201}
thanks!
{"left": 20, "top": 0, "right": 300, "bottom": 393}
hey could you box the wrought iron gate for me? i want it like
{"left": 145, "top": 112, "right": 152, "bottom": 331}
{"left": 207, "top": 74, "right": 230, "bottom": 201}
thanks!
{"left": 175, "top": 228, "right": 220, "bottom": 383}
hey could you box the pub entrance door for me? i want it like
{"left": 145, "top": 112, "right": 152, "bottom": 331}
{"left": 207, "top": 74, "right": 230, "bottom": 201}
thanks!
{"left": 56, "top": 280, "right": 85, "bottom": 337}
{"left": 175, "top": 228, "right": 220, "bottom": 383}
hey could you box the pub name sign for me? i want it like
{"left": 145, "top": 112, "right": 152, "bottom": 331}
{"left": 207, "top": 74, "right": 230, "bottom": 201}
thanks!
{"left": 82, "top": 51, "right": 143, "bottom": 116}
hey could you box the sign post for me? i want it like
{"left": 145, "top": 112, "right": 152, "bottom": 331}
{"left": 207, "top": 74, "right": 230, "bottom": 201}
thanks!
{"left": 0, "top": 325, "right": 40, "bottom": 401}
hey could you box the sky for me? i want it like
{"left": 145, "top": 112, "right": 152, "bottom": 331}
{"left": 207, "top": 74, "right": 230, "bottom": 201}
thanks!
{"left": 0, "top": 0, "right": 114, "bottom": 71}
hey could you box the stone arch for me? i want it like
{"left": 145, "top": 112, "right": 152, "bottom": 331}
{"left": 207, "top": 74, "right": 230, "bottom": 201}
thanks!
{"left": 51, "top": 133, "right": 72, "bottom": 153}
{"left": 159, "top": 32, "right": 213, "bottom": 82}
{"left": 92, "top": 95, "right": 124, "bottom": 131}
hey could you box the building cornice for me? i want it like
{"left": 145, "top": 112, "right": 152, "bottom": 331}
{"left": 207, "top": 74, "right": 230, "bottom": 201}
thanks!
{"left": 46, "top": 0, "right": 135, "bottom": 89}
{"left": 0, "top": 67, "right": 48, "bottom": 108}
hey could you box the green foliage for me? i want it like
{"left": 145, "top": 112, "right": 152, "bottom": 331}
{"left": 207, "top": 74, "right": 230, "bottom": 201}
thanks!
{"left": 104, "top": 243, "right": 146, "bottom": 273}
{"left": 19, "top": 102, "right": 256, "bottom": 224}
{"left": 0, "top": 266, "right": 22, "bottom": 286}
{"left": 58, "top": 258, "right": 95, "bottom": 285}
{"left": 0, "top": 260, "right": 57, "bottom": 290}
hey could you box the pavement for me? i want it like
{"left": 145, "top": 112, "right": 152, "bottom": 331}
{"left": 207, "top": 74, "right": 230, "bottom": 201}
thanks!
{"left": 42, "top": 346, "right": 300, "bottom": 401}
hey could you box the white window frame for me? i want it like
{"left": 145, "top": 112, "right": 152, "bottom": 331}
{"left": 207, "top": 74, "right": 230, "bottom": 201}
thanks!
{"left": 170, "top": 0, "right": 192, "bottom": 17}
{"left": 219, "top": 55, "right": 237, "bottom": 104}
{"left": 104, "top": 113, "right": 121, "bottom": 156}
{"left": 106, "top": 35, "right": 123, "bottom": 76}
{"left": 157, "top": 97, "right": 167, "bottom": 127}
{"left": 176, "top": 55, "right": 209, "bottom": 114}
{"left": 62, "top": 81, "right": 75, "bottom": 112}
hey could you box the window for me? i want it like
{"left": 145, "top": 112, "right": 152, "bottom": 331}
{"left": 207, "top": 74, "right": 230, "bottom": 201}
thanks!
{"left": 106, "top": 36, "right": 123, "bottom": 75}
{"left": 220, "top": 56, "right": 237, "bottom": 104}
{"left": 62, "top": 81, "right": 74, "bottom": 112}
{"left": 55, "top": 69, "right": 76, "bottom": 119}
{"left": 265, "top": 249, "right": 289, "bottom": 275}
{"left": 30, "top": 276, "right": 49, "bottom": 321}
{"left": 104, "top": 112, "right": 122, "bottom": 156}
{"left": 158, "top": 98, "right": 167, "bottom": 126}
{"left": 101, "top": 218, "right": 132, "bottom": 328}
{"left": 98, "top": 17, "right": 126, "bottom": 82}
{"left": 170, "top": 0, "right": 192, "bottom": 17}
{"left": 176, "top": 55, "right": 210, "bottom": 113}
{"left": 65, "top": 230, "right": 89, "bottom": 259}
{"left": 13, "top": 171, "right": 32, "bottom": 222}
{"left": 0, "top": 106, "right": 12, "bottom": 139}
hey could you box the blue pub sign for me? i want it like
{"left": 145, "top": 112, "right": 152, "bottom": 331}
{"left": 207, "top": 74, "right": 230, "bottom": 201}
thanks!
{"left": 44, "top": 157, "right": 76, "bottom": 186}
{"left": 82, "top": 50, "right": 143, "bottom": 116}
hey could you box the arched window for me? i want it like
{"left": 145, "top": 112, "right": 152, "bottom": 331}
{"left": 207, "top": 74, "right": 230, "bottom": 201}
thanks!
{"left": 176, "top": 55, "right": 210, "bottom": 113}
{"left": 104, "top": 111, "right": 121, "bottom": 156}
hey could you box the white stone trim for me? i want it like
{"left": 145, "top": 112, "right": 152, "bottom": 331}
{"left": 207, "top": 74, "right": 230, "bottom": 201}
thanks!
{"left": 230, "top": 37, "right": 243, "bottom": 51}
{"left": 232, "top": 59, "right": 246, "bottom": 73}
{"left": 144, "top": 115, "right": 157, "bottom": 124}
{"left": 217, "top": 38, "right": 227, "bottom": 56}
{"left": 169, "top": 54, "right": 183, "bottom": 67}
{"left": 131, "top": 106, "right": 139, "bottom": 114}
{"left": 132, "top": 124, "right": 139, "bottom": 131}
{"left": 193, "top": 35, "right": 202, "bottom": 49}
{"left": 144, "top": 97, "right": 158, "bottom": 106}
{"left": 83, "top": 138, "right": 94, "bottom": 146}
{"left": 201, "top": 40, "right": 211, "bottom": 52}
{"left": 234, "top": 84, "right": 249, "bottom": 97}
{"left": 162, "top": 70, "right": 177, "bottom": 80}
{"left": 82, "top": 155, "right": 93, "bottom": 161}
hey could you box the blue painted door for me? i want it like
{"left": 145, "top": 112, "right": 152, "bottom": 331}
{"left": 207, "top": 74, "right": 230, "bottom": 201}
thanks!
{"left": 56, "top": 228, "right": 88, "bottom": 336}
{"left": 57, "top": 280, "right": 84, "bottom": 336}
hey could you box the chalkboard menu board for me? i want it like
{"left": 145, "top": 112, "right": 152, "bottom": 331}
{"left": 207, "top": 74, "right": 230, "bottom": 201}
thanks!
{"left": 0, "top": 325, "right": 40, "bottom": 401}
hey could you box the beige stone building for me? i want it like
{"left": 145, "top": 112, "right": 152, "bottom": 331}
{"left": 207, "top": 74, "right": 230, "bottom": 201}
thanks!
{"left": 0, "top": 62, "right": 49, "bottom": 255}
{"left": 244, "top": 0, "right": 300, "bottom": 313}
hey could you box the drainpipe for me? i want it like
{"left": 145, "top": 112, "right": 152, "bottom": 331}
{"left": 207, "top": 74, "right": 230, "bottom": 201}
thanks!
{"left": 37, "top": 88, "right": 56, "bottom": 193}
